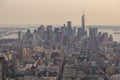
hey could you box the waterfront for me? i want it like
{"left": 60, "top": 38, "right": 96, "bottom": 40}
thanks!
{"left": 0, "top": 26, "right": 120, "bottom": 42}
{"left": 99, "top": 29, "right": 120, "bottom": 42}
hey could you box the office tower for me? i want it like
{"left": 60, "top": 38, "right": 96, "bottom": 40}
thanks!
{"left": 54, "top": 27, "right": 61, "bottom": 43}
{"left": 56, "top": 31, "right": 63, "bottom": 43}
{"left": 63, "top": 24, "right": 66, "bottom": 27}
{"left": 0, "top": 56, "right": 7, "bottom": 80}
{"left": 98, "top": 32, "right": 103, "bottom": 43}
{"left": 26, "top": 29, "right": 32, "bottom": 42}
{"left": 38, "top": 25, "right": 45, "bottom": 32}
{"left": 54, "top": 27, "right": 60, "bottom": 34}
{"left": 22, "top": 33, "right": 28, "bottom": 43}
{"left": 45, "top": 25, "right": 55, "bottom": 45}
{"left": 89, "top": 27, "right": 98, "bottom": 37}
{"left": 102, "top": 33, "right": 109, "bottom": 42}
{"left": 98, "top": 32, "right": 102, "bottom": 37}
{"left": 38, "top": 25, "right": 45, "bottom": 40}
{"left": 77, "top": 27, "right": 83, "bottom": 38}
{"left": 32, "top": 29, "right": 40, "bottom": 44}
{"left": 61, "top": 26, "right": 67, "bottom": 36}
{"left": 63, "top": 35, "right": 69, "bottom": 45}
{"left": 73, "top": 26, "right": 76, "bottom": 36}
{"left": 47, "top": 25, "right": 53, "bottom": 32}
{"left": 27, "top": 29, "right": 31, "bottom": 33}
{"left": 18, "top": 31, "right": 23, "bottom": 41}
{"left": 109, "top": 35, "right": 113, "bottom": 42}
{"left": 46, "top": 25, "right": 53, "bottom": 40}
{"left": 67, "top": 21, "right": 73, "bottom": 36}
{"left": 33, "top": 29, "right": 38, "bottom": 41}
{"left": 81, "top": 13, "right": 85, "bottom": 36}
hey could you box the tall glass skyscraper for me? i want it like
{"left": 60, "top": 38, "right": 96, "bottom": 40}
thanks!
{"left": 82, "top": 13, "right": 85, "bottom": 36}
{"left": 67, "top": 21, "right": 73, "bottom": 36}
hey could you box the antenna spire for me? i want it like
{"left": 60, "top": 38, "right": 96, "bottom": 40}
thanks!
{"left": 83, "top": 9, "right": 85, "bottom": 16}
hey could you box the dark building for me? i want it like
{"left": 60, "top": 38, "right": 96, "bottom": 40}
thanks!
{"left": 109, "top": 34, "right": 113, "bottom": 42}
{"left": 81, "top": 13, "right": 85, "bottom": 36}
{"left": 73, "top": 26, "right": 76, "bottom": 36}
{"left": 18, "top": 31, "right": 23, "bottom": 42}
{"left": 102, "top": 32, "right": 109, "bottom": 42}
{"left": 46, "top": 25, "right": 53, "bottom": 32}
{"left": 61, "top": 26, "right": 67, "bottom": 36}
{"left": 54, "top": 27, "right": 60, "bottom": 34}
{"left": 67, "top": 21, "right": 73, "bottom": 36}
{"left": 77, "top": 27, "right": 83, "bottom": 38}
{"left": 89, "top": 27, "right": 98, "bottom": 37}
{"left": 0, "top": 56, "right": 7, "bottom": 80}
{"left": 45, "top": 25, "right": 55, "bottom": 45}
{"left": 38, "top": 25, "right": 45, "bottom": 40}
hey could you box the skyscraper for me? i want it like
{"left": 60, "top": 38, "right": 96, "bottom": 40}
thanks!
{"left": 46, "top": 25, "right": 53, "bottom": 32}
{"left": 18, "top": 31, "right": 23, "bottom": 42}
{"left": 61, "top": 25, "right": 67, "bottom": 36}
{"left": 77, "top": 27, "right": 83, "bottom": 38}
{"left": 54, "top": 27, "right": 60, "bottom": 34}
{"left": 89, "top": 27, "right": 98, "bottom": 37}
{"left": 46, "top": 25, "right": 53, "bottom": 40}
{"left": 81, "top": 13, "right": 85, "bottom": 36}
{"left": 38, "top": 25, "right": 45, "bottom": 40}
{"left": 67, "top": 21, "right": 73, "bottom": 36}
{"left": 73, "top": 26, "right": 76, "bottom": 36}
{"left": 33, "top": 29, "right": 38, "bottom": 41}
{"left": 45, "top": 25, "right": 55, "bottom": 45}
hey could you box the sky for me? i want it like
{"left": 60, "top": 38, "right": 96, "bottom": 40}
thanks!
{"left": 0, "top": 0, "right": 120, "bottom": 25}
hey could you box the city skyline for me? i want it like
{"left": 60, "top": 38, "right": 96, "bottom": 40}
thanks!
{"left": 0, "top": 0, "right": 120, "bottom": 25}
{"left": 0, "top": 0, "right": 120, "bottom": 80}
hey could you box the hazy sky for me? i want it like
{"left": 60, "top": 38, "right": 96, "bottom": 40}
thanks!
{"left": 0, "top": 0, "right": 120, "bottom": 25}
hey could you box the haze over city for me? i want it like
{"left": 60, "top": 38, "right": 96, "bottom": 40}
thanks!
{"left": 0, "top": 0, "right": 120, "bottom": 25}
{"left": 1, "top": 0, "right": 120, "bottom": 80}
